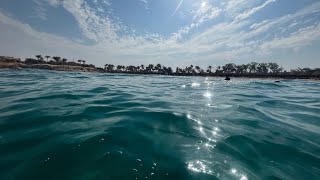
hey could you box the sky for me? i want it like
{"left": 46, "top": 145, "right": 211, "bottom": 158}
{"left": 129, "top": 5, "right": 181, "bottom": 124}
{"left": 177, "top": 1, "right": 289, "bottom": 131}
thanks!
{"left": 0, "top": 0, "right": 320, "bottom": 69}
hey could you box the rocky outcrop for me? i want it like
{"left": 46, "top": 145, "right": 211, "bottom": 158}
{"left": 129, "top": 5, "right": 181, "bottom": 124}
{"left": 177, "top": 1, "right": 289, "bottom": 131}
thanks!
{"left": 0, "top": 57, "right": 101, "bottom": 73}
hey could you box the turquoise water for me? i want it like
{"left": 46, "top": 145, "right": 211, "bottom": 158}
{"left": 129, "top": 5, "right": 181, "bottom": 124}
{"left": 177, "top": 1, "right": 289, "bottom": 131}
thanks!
{"left": 0, "top": 69, "right": 319, "bottom": 180}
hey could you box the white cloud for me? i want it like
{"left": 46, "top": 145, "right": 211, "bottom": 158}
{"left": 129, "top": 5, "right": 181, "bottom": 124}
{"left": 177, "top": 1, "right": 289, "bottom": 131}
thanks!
{"left": 259, "top": 23, "right": 320, "bottom": 54}
{"left": 171, "top": 1, "right": 222, "bottom": 40}
{"left": 234, "top": 0, "right": 276, "bottom": 21}
{"left": 32, "top": 0, "right": 49, "bottom": 20}
{"left": 225, "top": 0, "right": 255, "bottom": 17}
{"left": 60, "top": 0, "right": 121, "bottom": 42}
{"left": 1, "top": 0, "right": 320, "bottom": 69}
{"left": 137, "top": 0, "right": 149, "bottom": 10}
{"left": 46, "top": 0, "right": 61, "bottom": 7}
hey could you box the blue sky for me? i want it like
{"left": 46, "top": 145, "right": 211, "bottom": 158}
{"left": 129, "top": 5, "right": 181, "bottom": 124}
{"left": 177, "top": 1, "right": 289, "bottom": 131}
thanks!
{"left": 0, "top": 0, "right": 319, "bottom": 69}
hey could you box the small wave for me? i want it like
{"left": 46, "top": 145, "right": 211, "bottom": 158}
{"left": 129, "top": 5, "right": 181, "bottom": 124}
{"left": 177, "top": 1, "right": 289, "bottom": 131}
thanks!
{"left": 250, "top": 81, "right": 290, "bottom": 88}
{"left": 1, "top": 70, "right": 320, "bottom": 179}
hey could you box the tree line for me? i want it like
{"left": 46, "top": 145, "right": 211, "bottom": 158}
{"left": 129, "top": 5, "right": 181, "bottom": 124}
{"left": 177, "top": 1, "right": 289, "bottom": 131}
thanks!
{"left": 105, "top": 62, "right": 320, "bottom": 77}
{"left": 20, "top": 55, "right": 320, "bottom": 78}
{"left": 25, "top": 55, "right": 95, "bottom": 68}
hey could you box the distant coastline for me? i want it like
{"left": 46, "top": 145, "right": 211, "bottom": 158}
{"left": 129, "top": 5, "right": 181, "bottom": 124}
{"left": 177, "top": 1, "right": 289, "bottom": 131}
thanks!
{"left": 0, "top": 56, "right": 102, "bottom": 73}
{"left": 1, "top": 56, "right": 319, "bottom": 80}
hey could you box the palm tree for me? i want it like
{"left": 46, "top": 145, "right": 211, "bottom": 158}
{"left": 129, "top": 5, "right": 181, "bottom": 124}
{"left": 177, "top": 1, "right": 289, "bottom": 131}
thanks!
{"left": 107, "top": 64, "right": 114, "bottom": 71}
{"left": 249, "top": 62, "right": 258, "bottom": 74}
{"left": 242, "top": 64, "right": 248, "bottom": 73}
{"left": 207, "top": 66, "right": 212, "bottom": 74}
{"left": 176, "top": 67, "right": 181, "bottom": 74}
{"left": 195, "top": 66, "right": 201, "bottom": 73}
{"left": 117, "top": 65, "right": 122, "bottom": 71}
{"left": 167, "top": 67, "right": 173, "bottom": 74}
{"left": 222, "top": 63, "right": 236, "bottom": 74}
{"left": 155, "top": 64, "right": 162, "bottom": 72}
{"left": 52, "top": 56, "right": 61, "bottom": 62}
{"left": 215, "top": 66, "right": 221, "bottom": 74}
{"left": 147, "top": 64, "right": 154, "bottom": 72}
{"left": 236, "top": 64, "right": 247, "bottom": 74}
{"left": 189, "top": 65, "right": 194, "bottom": 73}
{"left": 258, "top": 63, "right": 268, "bottom": 74}
{"left": 104, "top": 64, "right": 109, "bottom": 70}
{"left": 35, "top": 55, "right": 42, "bottom": 60}
{"left": 268, "top": 62, "right": 280, "bottom": 74}
{"left": 185, "top": 65, "right": 194, "bottom": 74}
{"left": 45, "top": 55, "right": 50, "bottom": 62}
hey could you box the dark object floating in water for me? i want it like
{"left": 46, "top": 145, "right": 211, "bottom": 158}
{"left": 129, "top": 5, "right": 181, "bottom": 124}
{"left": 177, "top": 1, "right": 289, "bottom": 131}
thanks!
{"left": 225, "top": 76, "right": 231, "bottom": 81}
{"left": 275, "top": 80, "right": 280, "bottom": 83}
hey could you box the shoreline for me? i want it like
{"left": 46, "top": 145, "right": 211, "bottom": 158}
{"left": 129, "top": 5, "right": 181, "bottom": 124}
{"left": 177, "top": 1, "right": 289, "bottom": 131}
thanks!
{"left": 1, "top": 58, "right": 319, "bottom": 80}
{"left": 0, "top": 61, "right": 103, "bottom": 73}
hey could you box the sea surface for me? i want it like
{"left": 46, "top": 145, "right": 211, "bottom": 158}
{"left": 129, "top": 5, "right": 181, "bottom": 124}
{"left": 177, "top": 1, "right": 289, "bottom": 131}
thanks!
{"left": 0, "top": 69, "right": 319, "bottom": 180}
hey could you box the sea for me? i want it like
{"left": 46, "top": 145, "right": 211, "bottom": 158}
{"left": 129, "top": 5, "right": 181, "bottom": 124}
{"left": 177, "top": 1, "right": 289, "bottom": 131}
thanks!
{"left": 0, "top": 69, "right": 319, "bottom": 180}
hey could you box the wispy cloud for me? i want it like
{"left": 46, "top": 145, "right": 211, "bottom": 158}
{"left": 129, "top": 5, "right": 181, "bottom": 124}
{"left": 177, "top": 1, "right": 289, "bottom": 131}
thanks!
{"left": 32, "top": 0, "right": 48, "bottom": 20}
{"left": 1, "top": 0, "right": 320, "bottom": 69}
{"left": 49, "top": 0, "right": 121, "bottom": 42}
{"left": 171, "top": 1, "right": 222, "bottom": 40}
{"left": 259, "top": 23, "right": 320, "bottom": 54}
{"left": 234, "top": 0, "right": 276, "bottom": 21}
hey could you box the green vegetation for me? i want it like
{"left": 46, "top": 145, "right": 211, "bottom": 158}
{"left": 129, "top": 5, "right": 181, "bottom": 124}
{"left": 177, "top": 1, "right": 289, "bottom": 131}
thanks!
{"left": 23, "top": 55, "right": 95, "bottom": 68}
{"left": 103, "top": 62, "right": 320, "bottom": 79}
{"left": 0, "top": 55, "right": 319, "bottom": 79}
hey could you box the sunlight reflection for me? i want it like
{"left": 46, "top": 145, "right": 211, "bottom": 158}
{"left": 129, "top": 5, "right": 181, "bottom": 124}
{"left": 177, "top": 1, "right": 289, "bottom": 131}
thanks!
{"left": 187, "top": 160, "right": 213, "bottom": 175}
{"left": 230, "top": 168, "right": 248, "bottom": 180}
{"left": 203, "top": 91, "right": 212, "bottom": 98}
{"left": 241, "top": 175, "right": 249, "bottom": 180}
{"left": 191, "top": 82, "right": 200, "bottom": 87}
{"left": 212, "top": 126, "right": 219, "bottom": 137}
{"left": 187, "top": 113, "right": 202, "bottom": 125}
{"left": 199, "top": 126, "right": 204, "bottom": 133}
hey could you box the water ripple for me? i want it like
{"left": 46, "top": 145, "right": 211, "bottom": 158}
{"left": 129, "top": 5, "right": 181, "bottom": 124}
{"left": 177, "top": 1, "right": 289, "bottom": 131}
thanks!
{"left": 0, "top": 69, "right": 319, "bottom": 179}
